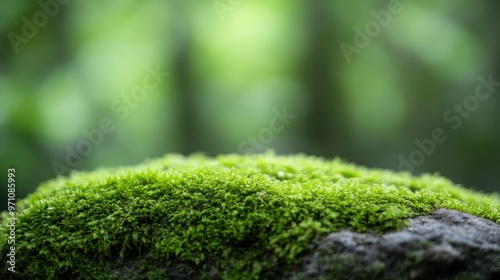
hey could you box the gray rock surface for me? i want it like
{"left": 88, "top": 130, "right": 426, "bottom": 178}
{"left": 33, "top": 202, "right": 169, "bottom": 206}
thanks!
{"left": 287, "top": 209, "right": 500, "bottom": 280}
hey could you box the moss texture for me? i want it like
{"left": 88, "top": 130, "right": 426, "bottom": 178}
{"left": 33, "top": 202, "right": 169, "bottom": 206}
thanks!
{"left": 1, "top": 153, "right": 500, "bottom": 279}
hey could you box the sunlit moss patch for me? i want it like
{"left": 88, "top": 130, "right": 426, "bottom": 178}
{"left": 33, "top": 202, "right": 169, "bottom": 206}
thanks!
{"left": 1, "top": 153, "right": 499, "bottom": 279}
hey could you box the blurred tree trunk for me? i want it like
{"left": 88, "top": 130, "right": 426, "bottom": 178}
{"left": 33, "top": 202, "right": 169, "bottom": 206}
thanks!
{"left": 301, "top": 1, "right": 346, "bottom": 158}
{"left": 171, "top": 1, "right": 197, "bottom": 154}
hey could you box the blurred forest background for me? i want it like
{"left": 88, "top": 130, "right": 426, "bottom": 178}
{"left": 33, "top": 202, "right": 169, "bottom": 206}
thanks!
{"left": 1, "top": 0, "right": 499, "bottom": 211}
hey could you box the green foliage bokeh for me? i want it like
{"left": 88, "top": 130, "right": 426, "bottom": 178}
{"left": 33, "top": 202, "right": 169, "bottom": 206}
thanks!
{"left": 1, "top": 1, "right": 500, "bottom": 210}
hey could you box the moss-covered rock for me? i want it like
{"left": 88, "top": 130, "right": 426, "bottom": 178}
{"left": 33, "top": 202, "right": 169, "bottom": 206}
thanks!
{"left": 1, "top": 153, "right": 499, "bottom": 279}
{"left": 288, "top": 209, "right": 500, "bottom": 279}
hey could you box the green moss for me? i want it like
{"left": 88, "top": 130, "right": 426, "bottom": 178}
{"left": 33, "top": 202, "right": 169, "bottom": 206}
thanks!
{"left": 1, "top": 153, "right": 499, "bottom": 279}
